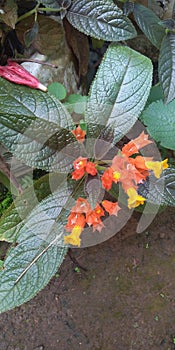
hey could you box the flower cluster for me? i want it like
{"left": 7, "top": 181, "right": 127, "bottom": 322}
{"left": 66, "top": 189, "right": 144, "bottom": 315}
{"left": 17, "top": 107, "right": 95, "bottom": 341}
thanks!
{"left": 64, "top": 127, "right": 168, "bottom": 246}
{"left": 64, "top": 197, "right": 121, "bottom": 247}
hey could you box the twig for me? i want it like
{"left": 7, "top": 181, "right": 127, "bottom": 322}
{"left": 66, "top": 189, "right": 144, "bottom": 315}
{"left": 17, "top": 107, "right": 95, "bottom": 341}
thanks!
{"left": 10, "top": 58, "right": 58, "bottom": 68}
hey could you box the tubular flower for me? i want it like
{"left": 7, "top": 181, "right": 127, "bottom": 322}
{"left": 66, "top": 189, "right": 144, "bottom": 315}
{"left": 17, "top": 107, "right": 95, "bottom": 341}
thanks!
{"left": 145, "top": 159, "right": 168, "bottom": 178}
{"left": 86, "top": 204, "right": 105, "bottom": 229}
{"left": 72, "top": 125, "right": 86, "bottom": 143}
{"left": 71, "top": 197, "right": 91, "bottom": 213}
{"left": 86, "top": 161, "right": 98, "bottom": 176}
{"left": 122, "top": 131, "right": 152, "bottom": 157}
{"left": 128, "top": 156, "right": 152, "bottom": 183}
{"left": 0, "top": 60, "right": 47, "bottom": 91}
{"left": 64, "top": 212, "right": 86, "bottom": 247}
{"left": 101, "top": 167, "right": 114, "bottom": 191}
{"left": 102, "top": 200, "right": 121, "bottom": 216}
{"left": 72, "top": 157, "right": 87, "bottom": 180}
{"left": 64, "top": 226, "right": 83, "bottom": 247}
{"left": 65, "top": 212, "right": 86, "bottom": 232}
{"left": 127, "top": 187, "right": 146, "bottom": 209}
{"left": 112, "top": 155, "right": 137, "bottom": 191}
{"left": 72, "top": 157, "right": 98, "bottom": 180}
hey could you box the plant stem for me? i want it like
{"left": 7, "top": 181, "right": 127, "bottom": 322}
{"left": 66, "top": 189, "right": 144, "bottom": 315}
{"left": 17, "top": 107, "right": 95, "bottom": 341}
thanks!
{"left": 11, "top": 58, "right": 58, "bottom": 68}
{"left": 16, "top": 5, "right": 62, "bottom": 24}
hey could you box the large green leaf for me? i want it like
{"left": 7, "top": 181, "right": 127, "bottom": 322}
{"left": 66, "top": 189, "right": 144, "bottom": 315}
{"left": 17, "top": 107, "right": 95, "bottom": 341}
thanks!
{"left": 133, "top": 3, "right": 165, "bottom": 49}
{"left": 158, "top": 33, "right": 175, "bottom": 104}
{"left": 66, "top": 0, "right": 137, "bottom": 41}
{"left": 0, "top": 173, "right": 63, "bottom": 243}
{"left": 36, "top": 0, "right": 64, "bottom": 9}
{"left": 141, "top": 99, "right": 175, "bottom": 150}
{"left": 138, "top": 168, "right": 175, "bottom": 206}
{"left": 85, "top": 44, "right": 153, "bottom": 142}
{"left": 0, "top": 179, "right": 75, "bottom": 313}
{"left": 0, "top": 79, "right": 83, "bottom": 172}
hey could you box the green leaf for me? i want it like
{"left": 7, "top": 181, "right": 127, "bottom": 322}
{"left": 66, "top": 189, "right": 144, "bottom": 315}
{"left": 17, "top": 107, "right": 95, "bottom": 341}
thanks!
{"left": 158, "top": 33, "right": 175, "bottom": 104}
{"left": 0, "top": 236, "right": 67, "bottom": 313}
{"left": 0, "top": 178, "right": 76, "bottom": 313}
{"left": 84, "top": 175, "right": 104, "bottom": 209}
{"left": 146, "top": 84, "right": 164, "bottom": 106}
{"left": 85, "top": 44, "right": 153, "bottom": 142}
{"left": 48, "top": 82, "right": 67, "bottom": 100}
{"left": 36, "top": 0, "right": 63, "bottom": 9}
{"left": 0, "top": 260, "right": 3, "bottom": 271}
{"left": 133, "top": 3, "right": 165, "bottom": 49}
{"left": 91, "top": 37, "right": 104, "bottom": 49}
{"left": 141, "top": 99, "right": 175, "bottom": 150}
{"left": 65, "top": 94, "right": 87, "bottom": 114}
{"left": 0, "top": 79, "right": 83, "bottom": 172}
{"left": 0, "top": 173, "right": 60, "bottom": 243}
{"left": 138, "top": 168, "right": 175, "bottom": 206}
{"left": 24, "top": 21, "right": 39, "bottom": 48}
{"left": 0, "top": 0, "right": 18, "bottom": 29}
{"left": 66, "top": 0, "right": 137, "bottom": 41}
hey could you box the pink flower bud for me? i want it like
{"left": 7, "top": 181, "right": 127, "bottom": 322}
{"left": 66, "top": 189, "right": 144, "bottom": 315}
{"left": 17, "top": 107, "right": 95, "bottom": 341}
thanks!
{"left": 0, "top": 60, "right": 47, "bottom": 91}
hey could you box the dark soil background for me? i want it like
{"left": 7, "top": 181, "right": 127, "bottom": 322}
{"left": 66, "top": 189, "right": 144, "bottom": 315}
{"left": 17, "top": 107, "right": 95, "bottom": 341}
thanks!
{"left": 0, "top": 207, "right": 175, "bottom": 350}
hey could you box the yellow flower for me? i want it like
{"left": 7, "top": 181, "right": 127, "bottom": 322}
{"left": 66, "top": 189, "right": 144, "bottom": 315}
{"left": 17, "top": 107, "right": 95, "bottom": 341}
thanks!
{"left": 64, "top": 225, "right": 82, "bottom": 247}
{"left": 127, "top": 187, "right": 146, "bottom": 209}
{"left": 145, "top": 159, "right": 168, "bottom": 178}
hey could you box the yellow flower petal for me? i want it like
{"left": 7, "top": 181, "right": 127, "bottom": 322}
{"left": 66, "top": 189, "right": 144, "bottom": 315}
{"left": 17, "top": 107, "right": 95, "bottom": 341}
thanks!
{"left": 145, "top": 159, "right": 168, "bottom": 178}
{"left": 64, "top": 225, "right": 82, "bottom": 247}
{"left": 113, "top": 171, "right": 120, "bottom": 181}
{"left": 127, "top": 187, "right": 146, "bottom": 209}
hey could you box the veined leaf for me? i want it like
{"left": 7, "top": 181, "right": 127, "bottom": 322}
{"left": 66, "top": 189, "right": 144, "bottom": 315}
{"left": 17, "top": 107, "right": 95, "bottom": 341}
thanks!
{"left": 84, "top": 174, "right": 104, "bottom": 209}
{"left": 85, "top": 44, "right": 153, "bottom": 142}
{"left": 159, "top": 33, "right": 175, "bottom": 104}
{"left": 0, "top": 173, "right": 64, "bottom": 243}
{"left": 36, "top": 0, "right": 64, "bottom": 9}
{"left": 0, "top": 235, "right": 67, "bottom": 313}
{"left": 66, "top": 0, "right": 136, "bottom": 41}
{"left": 142, "top": 99, "right": 175, "bottom": 150}
{"left": 133, "top": 3, "right": 165, "bottom": 49}
{"left": 0, "top": 79, "right": 83, "bottom": 172}
{"left": 0, "top": 178, "right": 76, "bottom": 313}
{"left": 138, "top": 168, "right": 175, "bottom": 206}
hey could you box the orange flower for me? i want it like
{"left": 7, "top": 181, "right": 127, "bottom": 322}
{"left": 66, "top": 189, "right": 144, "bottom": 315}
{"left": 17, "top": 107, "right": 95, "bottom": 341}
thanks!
{"left": 101, "top": 167, "right": 114, "bottom": 191}
{"left": 112, "top": 155, "right": 137, "bottom": 192}
{"left": 72, "top": 168, "right": 86, "bottom": 180}
{"left": 73, "top": 157, "right": 87, "bottom": 170}
{"left": 72, "top": 157, "right": 87, "bottom": 180}
{"left": 64, "top": 212, "right": 86, "bottom": 247}
{"left": 71, "top": 197, "right": 91, "bottom": 213}
{"left": 102, "top": 200, "right": 121, "bottom": 216}
{"left": 72, "top": 125, "right": 86, "bottom": 143}
{"left": 86, "top": 161, "right": 98, "bottom": 176}
{"left": 72, "top": 158, "right": 98, "bottom": 180}
{"left": 92, "top": 221, "right": 105, "bottom": 233}
{"left": 65, "top": 212, "right": 86, "bottom": 232}
{"left": 128, "top": 156, "right": 151, "bottom": 183}
{"left": 86, "top": 204, "right": 104, "bottom": 228}
{"left": 122, "top": 131, "right": 152, "bottom": 157}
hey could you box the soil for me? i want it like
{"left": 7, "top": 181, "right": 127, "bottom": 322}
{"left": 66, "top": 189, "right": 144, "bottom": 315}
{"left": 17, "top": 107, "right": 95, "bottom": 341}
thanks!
{"left": 0, "top": 207, "right": 175, "bottom": 350}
